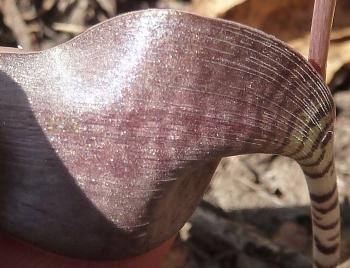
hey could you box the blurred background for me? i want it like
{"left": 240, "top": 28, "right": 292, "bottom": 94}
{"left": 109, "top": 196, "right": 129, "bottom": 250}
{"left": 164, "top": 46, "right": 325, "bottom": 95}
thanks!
{"left": 1, "top": 1, "right": 350, "bottom": 267}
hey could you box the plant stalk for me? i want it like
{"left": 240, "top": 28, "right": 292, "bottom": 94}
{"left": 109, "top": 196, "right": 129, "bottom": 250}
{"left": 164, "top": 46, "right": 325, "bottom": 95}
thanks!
{"left": 308, "top": 0, "right": 337, "bottom": 80}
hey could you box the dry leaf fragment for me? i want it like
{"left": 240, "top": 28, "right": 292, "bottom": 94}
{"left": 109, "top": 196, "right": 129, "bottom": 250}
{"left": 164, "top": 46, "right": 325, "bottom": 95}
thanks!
{"left": 96, "top": 0, "right": 117, "bottom": 17}
{"left": 190, "top": 0, "right": 246, "bottom": 18}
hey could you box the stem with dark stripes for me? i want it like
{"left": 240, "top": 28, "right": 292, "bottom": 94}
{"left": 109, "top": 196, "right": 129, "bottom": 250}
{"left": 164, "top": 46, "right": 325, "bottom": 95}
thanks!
{"left": 307, "top": 1, "right": 339, "bottom": 267}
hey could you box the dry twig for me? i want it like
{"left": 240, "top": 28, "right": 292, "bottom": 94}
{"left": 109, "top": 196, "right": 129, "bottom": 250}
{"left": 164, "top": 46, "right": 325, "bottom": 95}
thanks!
{"left": 0, "top": 0, "right": 34, "bottom": 49}
{"left": 189, "top": 203, "right": 312, "bottom": 268}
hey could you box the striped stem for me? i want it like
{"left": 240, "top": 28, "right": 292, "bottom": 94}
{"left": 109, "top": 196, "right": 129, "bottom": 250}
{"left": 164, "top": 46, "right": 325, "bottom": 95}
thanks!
{"left": 308, "top": 1, "right": 340, "bottom": 267}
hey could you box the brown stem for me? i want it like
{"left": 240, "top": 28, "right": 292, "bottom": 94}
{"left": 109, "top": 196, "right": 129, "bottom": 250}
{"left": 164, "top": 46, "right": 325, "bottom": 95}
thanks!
{"left": 308, "top": 0, "right": 337, "bottom": 79}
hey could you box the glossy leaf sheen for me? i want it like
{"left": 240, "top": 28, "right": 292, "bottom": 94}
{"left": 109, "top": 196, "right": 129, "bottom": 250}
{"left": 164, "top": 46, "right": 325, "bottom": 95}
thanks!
{"left": 0, "top": 9, "right": 338, "bottom": 264}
